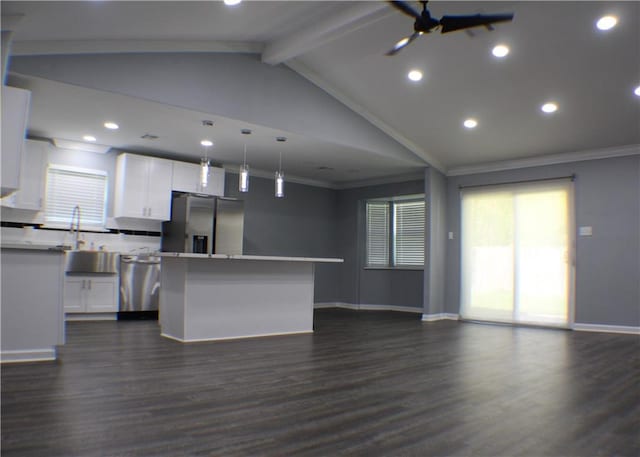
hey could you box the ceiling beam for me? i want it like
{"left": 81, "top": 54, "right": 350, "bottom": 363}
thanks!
{"left": 10, "top": 40, "right": 262, "bottom": 56}
{"left": 261, "top": 3, "right": 391, "bottom": 65}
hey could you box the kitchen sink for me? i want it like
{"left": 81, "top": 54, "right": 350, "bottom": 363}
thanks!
{"left": 65, "top": 250, "right": 119, "bottom": 274}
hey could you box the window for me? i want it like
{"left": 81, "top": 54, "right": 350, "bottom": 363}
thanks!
{"left": 45, "top": 165, "right": 108, "bottom": 230}
{"left": 460, "top": 179, "right": 573, "bottom": 327}
{"left": 366, "top": 197, "right": 425, "bottom": 268}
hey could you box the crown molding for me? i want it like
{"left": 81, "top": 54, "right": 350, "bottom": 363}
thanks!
{"left": 10, "top": 40, "right": 263, "bottom": 56}
{"left": 447, "top": 144, "right": 640, "bottom": 177}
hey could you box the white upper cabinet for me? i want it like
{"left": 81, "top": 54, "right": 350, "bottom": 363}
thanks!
{"left": 1, "top": 139, "right": 47, "bottom": 211}
{"left": 113, "top": 153, "right": 173, "bottom": 220}
{"left": 171, "top": 161, "right": 225, "bottom": 196}
{"left": 1, "top": 86, "right": 31, "bottom": 197}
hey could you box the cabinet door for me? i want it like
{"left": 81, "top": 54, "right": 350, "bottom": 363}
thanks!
{"left": 205, "top": 166, "right": 225, "bottom": 197}
{"left": 85, "top": 277, "right": 118, "bottom": 312}
{"left": 114, "top": 154, "right": 149, "bottom": 218}
{"left": 1, "top": 86, "right": 30, "bottom": 197}
{"left": 145, "top": 157, "right": 173, "bottom": 220}
{"left": 2, "top": 140, "right": 47, "bottom": 210}
{"left": 172, "top": 161, "right": 199, "bottom": 194}
{"left": 64, "top": 278, "right": 85, "bottom": 313}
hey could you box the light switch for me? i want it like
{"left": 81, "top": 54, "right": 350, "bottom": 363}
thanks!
{"left": 578, "top": 226, "right": 593, "bottom": 236}
{"left": 448, "top": 232, "right": 454, "bottom": 240}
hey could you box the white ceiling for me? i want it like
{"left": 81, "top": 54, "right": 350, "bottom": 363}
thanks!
{"left": 2, "top": 1, "right": 639, "bottom": 185}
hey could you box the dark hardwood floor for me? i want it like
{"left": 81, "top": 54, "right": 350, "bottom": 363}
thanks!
{"left": 2, "top": 309, "right": 639, "bottom": 457}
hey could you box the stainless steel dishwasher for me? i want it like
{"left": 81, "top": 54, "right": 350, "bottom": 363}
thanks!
{"left": 119, "top": 254, "right": 161, "bottom": 318}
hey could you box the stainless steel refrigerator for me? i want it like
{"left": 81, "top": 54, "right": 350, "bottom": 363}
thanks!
{"left": 161, "top": 194, "right": 244, "bottom": 255}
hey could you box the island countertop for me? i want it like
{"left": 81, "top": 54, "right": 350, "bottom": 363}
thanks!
{"left": 157, "top": 252, "right": 344, "bottom": 263}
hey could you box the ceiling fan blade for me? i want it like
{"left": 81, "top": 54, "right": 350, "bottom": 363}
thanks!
{"left": 439, "top": 13, "right": 514, "bottom": 34}
{"left": 388, "top": 1, "right": 421, "bottom": 20}
{"left": 386, "top": 31, "right": 422, "bottom": 56}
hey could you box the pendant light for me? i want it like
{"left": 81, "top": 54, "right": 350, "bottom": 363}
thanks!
{"left": 239, "top": 145, "right": 250, "bottom": 193}
{"left": 275, "top": 137, "right": 285, "bottom": 198}
{"left": 239, "top": 129, "right": 251, "bottom": 193}
{"left": 200, "top": 140, "right": 213, "bottom": 188}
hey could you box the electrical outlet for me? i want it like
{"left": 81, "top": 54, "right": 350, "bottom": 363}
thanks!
{"left": 578, "top": 226, "right": 593, "bottom": 236}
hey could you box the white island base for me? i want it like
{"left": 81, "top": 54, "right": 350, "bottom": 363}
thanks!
{"left": 159, "top": 254, "right": 342, "bottom": 342}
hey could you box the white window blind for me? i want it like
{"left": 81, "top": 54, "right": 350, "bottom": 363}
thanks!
{"left": 460, "top": 180, "right": 572, "bottom": 327}
{"left": 394, "top": 201, "right": 425, "bottom": 266}
{"left": 366, "top": 197, "right": 425, "bottom": 268}
{"left": 366, "top": 202, "right": 389, "bottom": 266}
{"left": 45, "top": 165, "right": 107, "bottom": 229}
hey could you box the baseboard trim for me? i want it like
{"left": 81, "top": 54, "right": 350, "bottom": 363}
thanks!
{"left": 65, "top": 313, "right": 118, "bottom": 321}
{"left": 161, "top": 330, "right": 313, "bottom": 343}
{"left": 421, "top": 313, "right": 460, "bottom": 322}
{"left": 1, "top": 348, "right": 56, "bottom": 363}
{"left": 572, "top": 323, "right": 640, "bottom": 335}
{"left": 314, "top": 302, "right": 423, "bottom": 314}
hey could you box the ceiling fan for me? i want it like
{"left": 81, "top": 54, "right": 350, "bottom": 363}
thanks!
{"left": 386, "top": 1, "right": 514, "bottom": 55}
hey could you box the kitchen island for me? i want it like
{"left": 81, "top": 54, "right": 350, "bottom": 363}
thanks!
{"left": 158, "top": 253, "right": 343, "bottom": 342}
{"left": 1, "top": 244, "right": 69, "bottom": 362}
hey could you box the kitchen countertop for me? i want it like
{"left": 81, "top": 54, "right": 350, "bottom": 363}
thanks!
{"left": 157, "top": 252, "right": 344, "bottom": 263}
{"left": 0, "top": 243, "right": 72, "bottom": 251}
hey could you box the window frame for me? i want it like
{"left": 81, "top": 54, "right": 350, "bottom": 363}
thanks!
{"left": 364, "top": 195, "right": 425, "bottom": 270}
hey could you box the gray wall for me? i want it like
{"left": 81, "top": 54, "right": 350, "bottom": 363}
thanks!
{"left": 424, "top": 167, "right": 447, "bottom": 316}
{"left": 445, "top": 155, "right": 640, "bottom": 327}
{"left": 224, "top": 172, "right": 341, "bottom": 303}
{"left": 225, "top": 174, "right": 427, "bottom": 308}
{"left": 335, "top": 178, "right": 425, "bottom": 308}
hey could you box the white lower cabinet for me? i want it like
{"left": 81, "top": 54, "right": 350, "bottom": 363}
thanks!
{"left": 64, "top": 275, "right": 118, "bottom": 314}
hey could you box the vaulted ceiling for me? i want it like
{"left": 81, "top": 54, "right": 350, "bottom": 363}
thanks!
{"left": 2, "top": 1, "right": 639, "bottom": 186}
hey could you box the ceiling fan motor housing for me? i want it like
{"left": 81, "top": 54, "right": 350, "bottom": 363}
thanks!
{"left": 415, "top": 10, "right": 439, "bottom": 33}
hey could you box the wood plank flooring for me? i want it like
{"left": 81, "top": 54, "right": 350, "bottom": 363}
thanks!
{"left": 2, "top": 309, "right": 639, "bottom": 456}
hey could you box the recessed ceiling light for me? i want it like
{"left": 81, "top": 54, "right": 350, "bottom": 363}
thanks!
{"left": 463, "top": 118, "right": 478, "bottom": 129}
{"left": 408, "top": 70, "right": 423, "bottom": 82}
{"left": 634, "top": 85, "right": 640, "bottom": 97}
{"left": 224, "top": 0, "right": 242, "bottom": 5}
{"left": 83, "top": 135, "right": 97, "bottom": 142}
{"left": 200, "top": 139, "right": 213, "bottom": 147}
{"left": 596, "top": 15, "right": 618, "bottom": 31}
{"left": 492, "top": 44, "right": 510, "bottom": 58}
{"left": 541, "top": 102, "right": 558, "bottom": 114}
{"left": 104, "top": 122, "right": 119, "bottom": 130}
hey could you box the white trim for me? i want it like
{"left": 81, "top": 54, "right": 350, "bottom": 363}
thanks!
{"left": 161, "top": 330, "right": 313, "bottom": 343}
{"left": 572, "top": 323, "right": 640, "bottom": 335}
{"left": 314, "top": 302, "right": 423, "bottom": 314}
{"left": 447, "top": 144, "right": 640, "bottom": 176}
{"left": 11, "top": 39, "right": 263, "bottom": 56}
{"left": 65, "top": 313, "right": 117, "bottom": 321}
{"left": 1, "top": 349, "right": 56, "bottom": 363}
{"left": 421, "top": 313, "right": 460, "bottom": 322}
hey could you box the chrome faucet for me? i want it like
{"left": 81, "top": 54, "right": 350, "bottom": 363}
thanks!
{"left": 69, "top": 205, "right": 83, "bottom": 250}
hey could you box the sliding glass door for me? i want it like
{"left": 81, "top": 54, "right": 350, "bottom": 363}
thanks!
{"left": 460, "top": 180, "right": 573, "bottom": 327}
